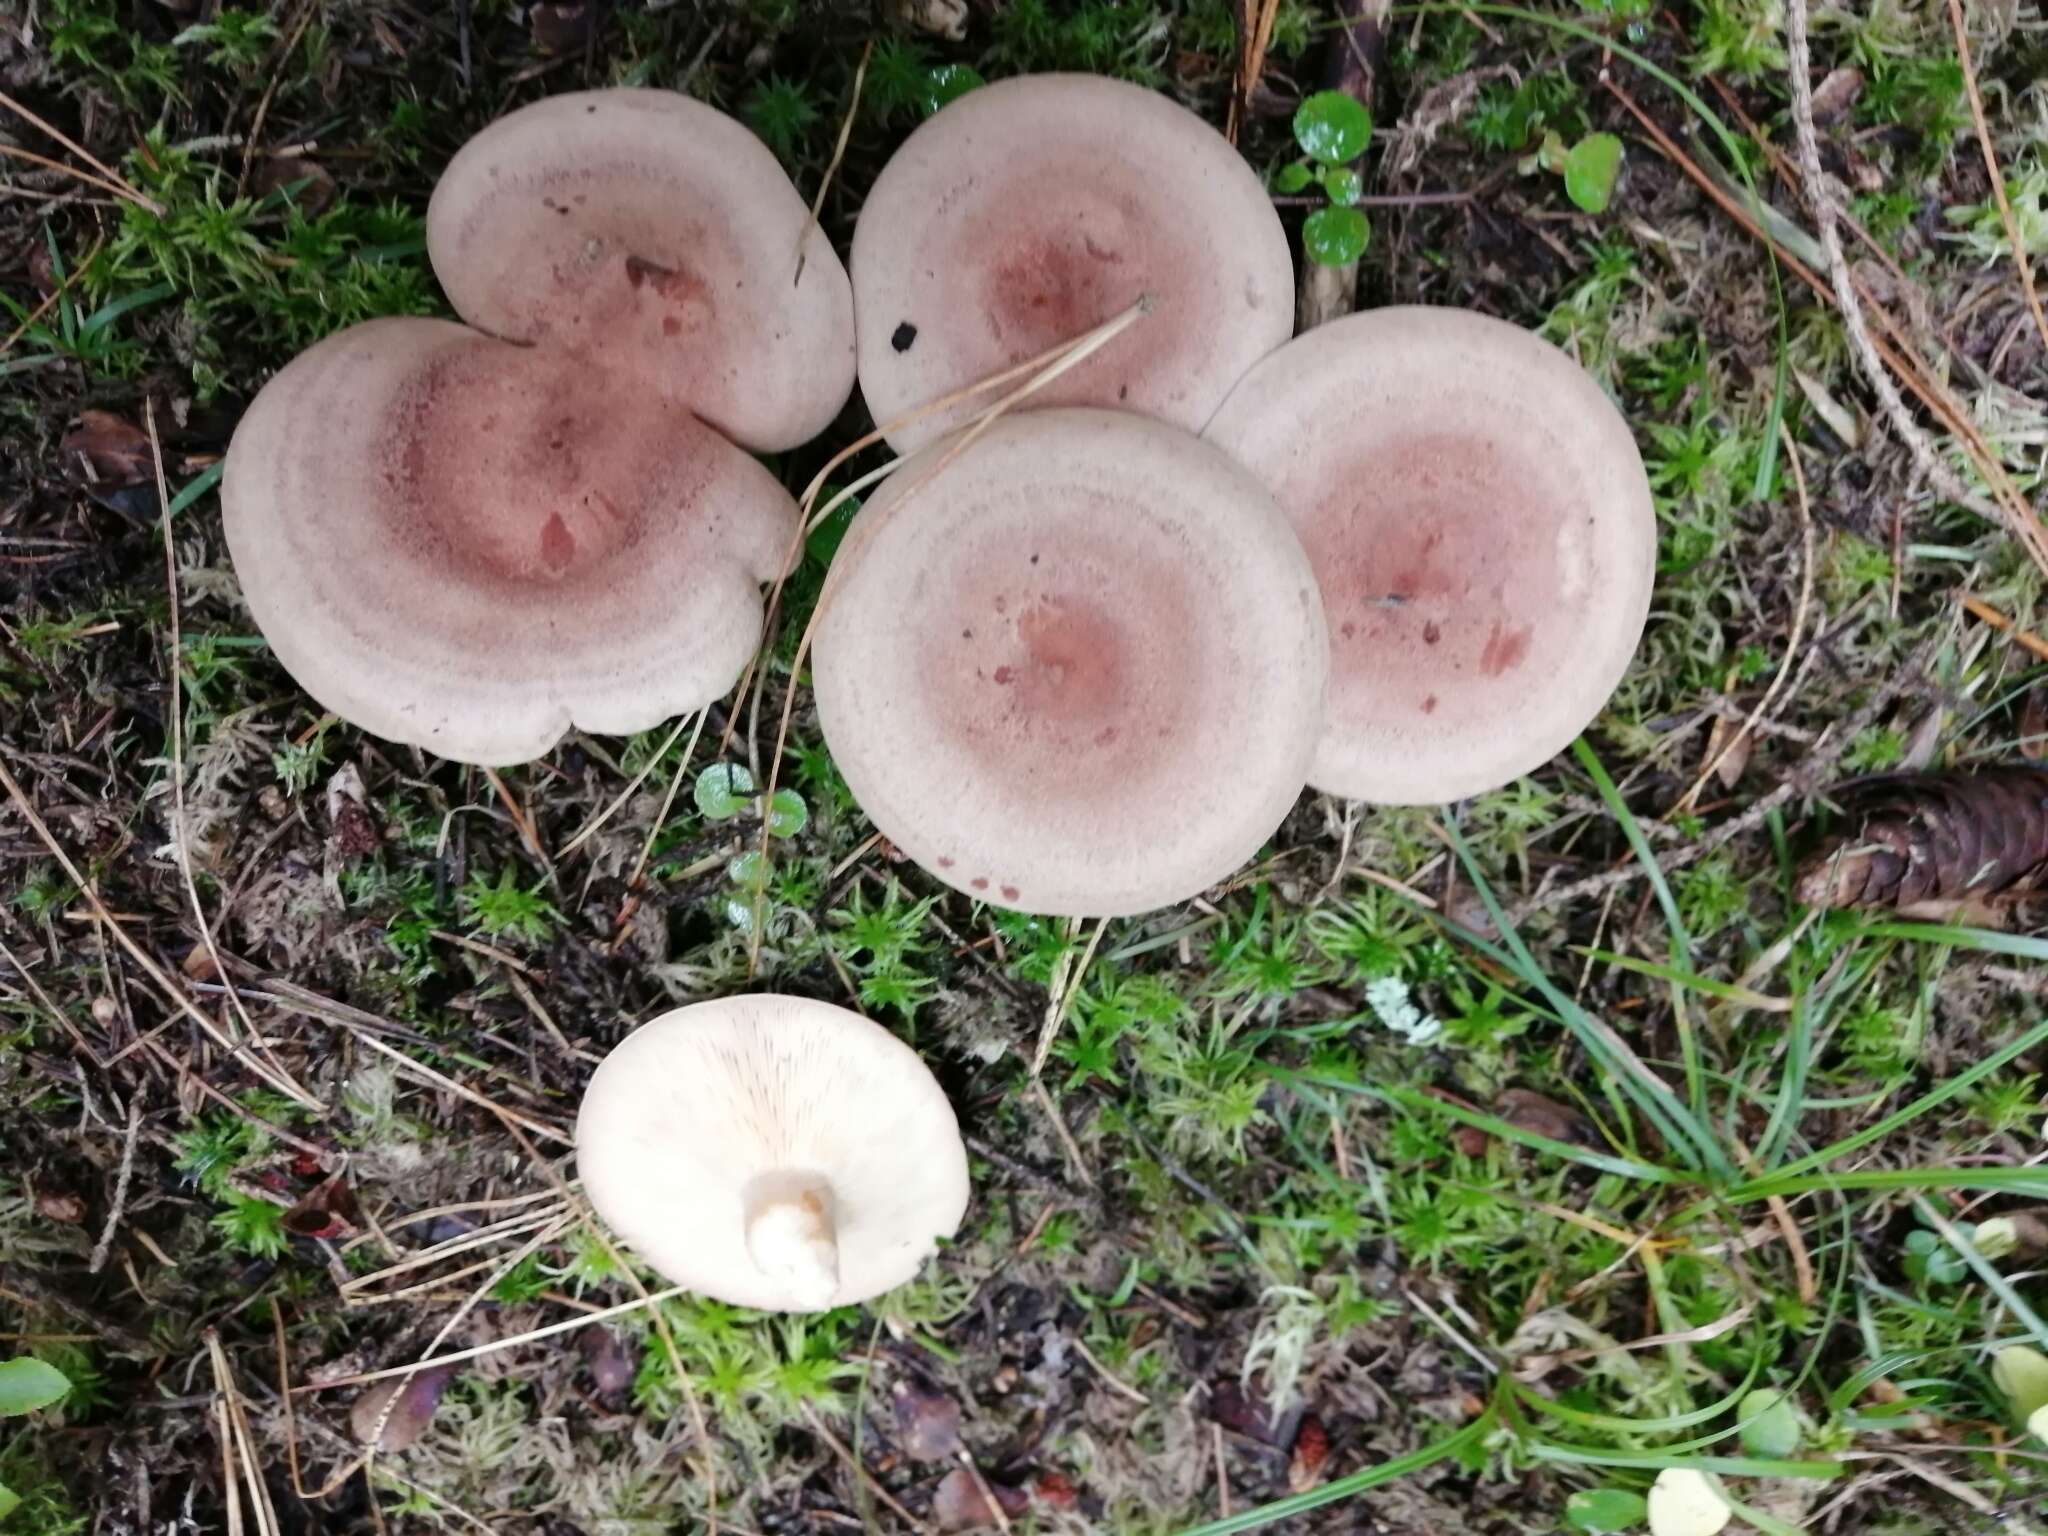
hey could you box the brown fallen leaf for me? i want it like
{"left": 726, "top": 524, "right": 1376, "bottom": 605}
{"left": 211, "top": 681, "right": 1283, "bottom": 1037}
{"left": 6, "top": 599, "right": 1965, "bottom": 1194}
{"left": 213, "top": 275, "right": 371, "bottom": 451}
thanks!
{"left": 931, "top": 1466, "right": 1028, "bottom": 1532}
{"left": 250, "top": 155, "right": 338, "bottom": 217}
{"left": 1810, "top": 66, "right": 1864, "bottom": 123}
{"left": 35, "top": 1189, "right": 88, "bottom": 1225}
{"left": 61, "top": 410, "right": 153, "bottom": 487}
{"left": 350, "top": 1363, "right": 455, "bottom": 1451}
{"left": 1496, "top": 1088, "right": 1592, "bottom": 1146}
{"left": 531, "top": 0, "right": 605, "bottom": 54}
{"left": 1421, "top": 1085, "right": 1493, "bottom": 1157}
{"left": 580, "top": 1325, "right": 634, "bottom": 1400}
{"left": 891, "top": 1375, "right": 964, "bottom": 1463}
{"left": 282, "top": 1175, "right": 363, "bottom": 1239}
{"left": 1796, "top": 767, "right": 2048, "bottom": 914}
{"left": 1701, "top": 712, "right": 1752, "bottom": 792}
{"left": 1287, "top": 1413, "right": 1330, "bottom": 1493}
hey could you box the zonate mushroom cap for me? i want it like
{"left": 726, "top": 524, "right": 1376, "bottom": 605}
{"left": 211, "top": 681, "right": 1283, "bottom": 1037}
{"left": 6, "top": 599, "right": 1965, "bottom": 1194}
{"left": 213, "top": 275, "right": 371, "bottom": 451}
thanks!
{"left": 812, "top": 408, "right": 1328, "bottom": 917}
{"left": 222, "top": 316, "right": 797, "bottom": 765}
{"left": 426, "top": 88, "right": 855, "bottom": 453}
{"left": 849, "top": 74, "right": 1293, "bottom": 454}
{"left": 575, "top": 997, "right": 969, "bottom": 1312}
{"left": 1204, "top": 307, "right": 1656, "bottom": 805}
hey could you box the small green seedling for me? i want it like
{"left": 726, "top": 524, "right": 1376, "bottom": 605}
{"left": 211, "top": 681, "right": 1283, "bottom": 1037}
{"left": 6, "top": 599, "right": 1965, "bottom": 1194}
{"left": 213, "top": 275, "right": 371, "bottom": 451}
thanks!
{"left": 1525, "top": 129, "right": 1625, "bottom": 214}
{"left": 1566, "top": 1487, "right": 1648, "bottom": 1532}
{"left": 0, "top": 1357, "right": 71, "bottom": 1519}
{"left": 1276, "top": 90, "right": 1372, "bottom": 266}
{"left": 1901, "top": 1222, "right": 1971, "bottom": 1286}
{"left": 695, "top": 764, "right": 809, "bottom": 838}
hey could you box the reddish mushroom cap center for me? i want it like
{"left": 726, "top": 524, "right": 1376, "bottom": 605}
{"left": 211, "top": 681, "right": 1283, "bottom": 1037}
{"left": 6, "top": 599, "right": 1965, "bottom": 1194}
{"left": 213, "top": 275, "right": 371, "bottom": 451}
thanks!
{"left": 915, "top": 512, "right": 1204, "bottom": 781}
{"left": 1305, "top": 430, "right": 1577, "bottom": 729}
{"left": 383, "top": 346, "right": 705, "bottom": 588}
{"left": 963, "top": 178, "right": 1154, "bottom": 363}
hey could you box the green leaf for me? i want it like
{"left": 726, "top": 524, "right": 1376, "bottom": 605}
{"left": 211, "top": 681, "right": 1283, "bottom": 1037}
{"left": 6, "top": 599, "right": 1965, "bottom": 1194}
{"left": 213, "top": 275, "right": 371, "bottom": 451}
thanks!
{"left": 1566, "top": 1488, "right": 1648, "bottom": 1532}
{"left": 0, "top": 1357, "right": 70, "bottom": 1417}
{"left": 728, "top": 850, "right": 770, "bottom": 890}
{"left": 921, "top": 63, "right": 983, "bottom": 115}
{"left": 1320, "top": 165, "right": 1364, "bottom": 205}
{"left": 1736, "top": 1389, "right": 1801, "bottom": 1458}
{"left": 765, "top": 788, "right": 809, "bottom": 838}
{"left": 1564, "top": 132, "right": 1624, "bottom": 214}
{"left": 693, "top": 763, "right": 755, "bottom": 820}
{"left": 1293, "top": 91, "right": 1371, "bottom": 164}
{"left": 1274, "top": 160, "right": 1314, "bottom": 194}
{"left": 806, "top": 493, "right": 859, "bottom": 565}
{"left": 0, "top": 1481, "right": 17, "bottom": 1520}
{"left": 1303, "top": 206, "right": 1369, "bottom": 265}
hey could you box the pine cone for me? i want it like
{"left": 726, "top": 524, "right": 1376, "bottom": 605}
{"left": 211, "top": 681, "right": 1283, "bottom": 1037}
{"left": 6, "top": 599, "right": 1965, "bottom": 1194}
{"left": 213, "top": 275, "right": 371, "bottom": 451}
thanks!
{"left": 1796, "top": 767, "right": 2048, "bottom": 912}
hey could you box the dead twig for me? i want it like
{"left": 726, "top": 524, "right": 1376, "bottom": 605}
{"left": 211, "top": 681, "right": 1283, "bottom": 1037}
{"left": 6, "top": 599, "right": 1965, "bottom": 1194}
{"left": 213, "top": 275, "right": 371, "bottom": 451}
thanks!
{"left": 88, "top": 1100, "right": 141, "bottom": 1274}
{"left": 1946, "top": 0, "right": 2048, "bottom": 357}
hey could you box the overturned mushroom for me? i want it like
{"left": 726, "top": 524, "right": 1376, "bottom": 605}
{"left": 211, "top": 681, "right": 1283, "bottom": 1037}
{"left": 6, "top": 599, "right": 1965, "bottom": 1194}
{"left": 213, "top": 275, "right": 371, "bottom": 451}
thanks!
{"left": 575, "top": 997, "right": 969, "bottom": 1312}
{"left": 427, "top": 88, "right": 856, "bottom": 452}
{"left": 850, "top": 74, "right": 1293, "bottom": 452}
{"left": 812, "top": 409, "right": 1328, "bottom": 917}
{"left": 1204, "top": 307, "right": 1656, "bottom": 805}
{"left": 221, "top": 318, "right": 797, "bottom": 766}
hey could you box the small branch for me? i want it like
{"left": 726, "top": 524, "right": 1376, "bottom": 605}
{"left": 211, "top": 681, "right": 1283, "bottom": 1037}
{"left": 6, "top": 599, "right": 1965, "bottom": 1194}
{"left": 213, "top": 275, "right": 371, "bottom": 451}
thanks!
{"left": 1946, "top": 0, "right": 2048, "bottom": 356}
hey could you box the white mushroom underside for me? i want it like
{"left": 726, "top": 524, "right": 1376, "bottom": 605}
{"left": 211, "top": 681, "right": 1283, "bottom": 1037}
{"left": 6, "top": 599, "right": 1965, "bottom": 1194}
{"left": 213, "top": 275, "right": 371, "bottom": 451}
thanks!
{"left": 574, "top": 998, "right": 969, "bottom": 1313}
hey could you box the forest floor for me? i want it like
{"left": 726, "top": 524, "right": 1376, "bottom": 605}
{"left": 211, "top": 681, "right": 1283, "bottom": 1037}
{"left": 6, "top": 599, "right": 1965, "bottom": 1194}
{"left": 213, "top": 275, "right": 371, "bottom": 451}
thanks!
{"left": 5, "top": 0, "right": 2048, "bottom": 1532}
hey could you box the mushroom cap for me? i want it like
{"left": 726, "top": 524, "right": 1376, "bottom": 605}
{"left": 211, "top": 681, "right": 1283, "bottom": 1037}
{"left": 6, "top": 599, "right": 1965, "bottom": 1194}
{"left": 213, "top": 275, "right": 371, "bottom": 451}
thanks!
{"left": 1204, "top": 307, "right": 1656, "bottom": 805}
{"left": 222, "top": 316, "right": 797, "bottom": 765}
{"left": 426, "top": 88, "right": 855, "bottom": 453}
{"left": 849, "top": 74, "right": 1294, "bottom": 454}
{"left": 574, "top": 996, "right": 970, "bottom": 1312}
{"left": 812, "top": 408, "right": 1328, "bottom": 917}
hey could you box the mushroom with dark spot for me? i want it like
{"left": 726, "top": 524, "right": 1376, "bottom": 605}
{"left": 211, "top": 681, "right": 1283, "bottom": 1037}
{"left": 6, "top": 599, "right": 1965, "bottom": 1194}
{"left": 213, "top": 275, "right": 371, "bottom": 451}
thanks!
{"left": 1203, "top": 306, "right": 1655, "bottom": 804}
{"left": 850, "top": 75, "right": 1293, "bottom": 453}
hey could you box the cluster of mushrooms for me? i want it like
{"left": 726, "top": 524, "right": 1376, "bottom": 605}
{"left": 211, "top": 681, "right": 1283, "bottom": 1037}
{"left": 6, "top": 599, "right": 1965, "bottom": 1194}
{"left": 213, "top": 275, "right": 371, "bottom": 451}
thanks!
{"left": 222, "top": 76, "right": 1656, "bottom": 1312}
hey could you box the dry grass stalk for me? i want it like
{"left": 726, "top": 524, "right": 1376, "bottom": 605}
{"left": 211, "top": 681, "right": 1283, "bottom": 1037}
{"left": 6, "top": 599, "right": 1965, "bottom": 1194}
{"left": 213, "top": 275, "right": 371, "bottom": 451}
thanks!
{"left": 1946, "top": 0, "right": 2048, "bottom": 356}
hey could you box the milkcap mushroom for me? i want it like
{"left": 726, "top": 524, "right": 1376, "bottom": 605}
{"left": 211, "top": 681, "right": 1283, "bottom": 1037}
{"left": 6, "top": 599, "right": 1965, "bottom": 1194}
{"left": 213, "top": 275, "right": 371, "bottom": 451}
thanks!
{"left": 575, "top": 997, "right": 969, "bottom": 1312}
{"left": 849, "top": 74, "right": 1293, "bottom": 453}
{"left": 812, "top": 408, "right": 1328, "bottom": 917}
{"left": 221, "top": 317, "right": 797, "bottom": 765}
{"left": 1204, "top": 307, "right": 1656, "bottom": 805}
{"left": 427, "top": 88, "right": 856, "bottom": 453}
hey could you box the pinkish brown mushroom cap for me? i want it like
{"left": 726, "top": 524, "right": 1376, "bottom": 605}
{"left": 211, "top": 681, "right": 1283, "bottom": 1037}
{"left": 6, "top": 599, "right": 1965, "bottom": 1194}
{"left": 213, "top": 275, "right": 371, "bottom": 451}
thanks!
{"left": 1204, "top": 306, "right": 1657, "bottom": 804}
{"left": 221, "top": 316, "right": 797, "bottom": 765}
{"left": 812, "top": 408, "right": 1328, "bottom": 917}
{"left": 849, "top": 74, "right": 1293, "bottom": 454}
{"left": 426, "top": 88, "right": 855, "bottom": 453}
{"left": 575, "top": 996, "right": 969, "bottom": 1313}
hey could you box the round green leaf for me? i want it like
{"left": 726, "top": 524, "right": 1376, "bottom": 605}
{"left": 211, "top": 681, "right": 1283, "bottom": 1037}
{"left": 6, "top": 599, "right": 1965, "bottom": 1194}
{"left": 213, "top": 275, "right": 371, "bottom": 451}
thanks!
{"left": 1293, "top": 90, "right": 1371, "bottom": 164}
{"left": 693, "top": 763, "right": 755, "bottom": 821}
{"left": 1565, "top": 1488, "right": 1647, "bottom": 1532}
{"left": 727, "top": 850, "right": 770, "bottom": 889}
{"left": 1736, "top": 1388, "right": 1801, "bottom": 1458}
{"left": 1563, "top": 132, "right": 1624, "bottom": 214}
{"left": 1320, "top": 165, "right": 1364, "bottom": 206}
{"left": 1303, "top": 205, "right": 1369, "bottom": 266}
{"left": 765, "top": 787, "right": 809, "bottom": 838}
{"left": 921, "top": 63, "right": 984, "bottom": 116}
{"left": 1273, "top": 161, "right": 1314, "bottom": 195}
{"left": 0, "top": 1357, "right": 71, "bottom": 1418}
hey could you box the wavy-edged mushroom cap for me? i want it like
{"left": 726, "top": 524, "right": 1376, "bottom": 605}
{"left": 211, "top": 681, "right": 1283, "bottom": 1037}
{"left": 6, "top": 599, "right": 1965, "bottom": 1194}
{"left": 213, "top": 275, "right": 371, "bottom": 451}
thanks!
{"left": 813, "top": 409, "right": 1327, "bottom": 917}
{"left": 850, "top": 74, "right": 1293, "bottom": 454}
{"left": 1204, "top": 307, "right": 1655, "bottom": 805}
{"left": 222, "top": 316, "right": 797, "bottom": 765}
{"left": 575, "top": 997, "right": 970, "bottom": 1312}
{"left": 426, "top": 89, "right": 855, "bottom": 453}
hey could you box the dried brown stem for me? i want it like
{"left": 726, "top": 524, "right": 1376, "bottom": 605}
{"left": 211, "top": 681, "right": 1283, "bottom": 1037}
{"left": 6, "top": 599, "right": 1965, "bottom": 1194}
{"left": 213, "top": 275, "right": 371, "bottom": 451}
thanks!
{"left": 1946, "top": 0, "right": 2048, "bottom": 356}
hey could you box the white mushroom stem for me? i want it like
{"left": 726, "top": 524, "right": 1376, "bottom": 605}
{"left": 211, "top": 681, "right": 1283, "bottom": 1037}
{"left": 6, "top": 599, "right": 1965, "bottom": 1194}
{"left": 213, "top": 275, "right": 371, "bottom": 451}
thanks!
{"left": 744, "top": 1180, "right": 840, "bottom": 1310}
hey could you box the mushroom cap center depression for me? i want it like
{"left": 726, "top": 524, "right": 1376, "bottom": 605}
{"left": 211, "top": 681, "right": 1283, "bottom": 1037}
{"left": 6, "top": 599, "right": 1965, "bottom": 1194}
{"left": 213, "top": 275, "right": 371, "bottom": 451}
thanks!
{"left": 382, "top": 346, "right": 708, "bottom": 587}
{"left": 914, "top": 504, "right": 1204, "bottom": 786}
{"left": 1306, "top": 427, "right": 1582, "bottom": 731}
